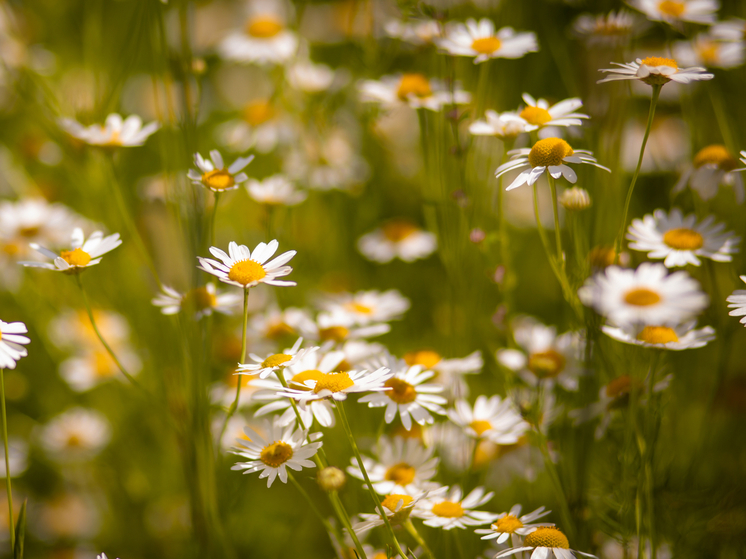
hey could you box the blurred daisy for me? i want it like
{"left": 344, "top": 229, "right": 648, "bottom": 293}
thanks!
{"left": 413, "top": 485, "right": 498, "bottom": 530}
{"left": 674, "top": 34, "right": 745, "bottom": 69}
{"left": 448, "top": 395, "right": 528, "bottom": 444}
{"left": 231, "top": 419, "right": 322, "bottom": 488}
{"left": 598, "top": 56, "right": 713, "bottom": 86}
{"left": 278, "top": 364, "right": 393, "bottom": 403}
{"left": 475, "top": 504, "right": 552, "bottom": 545}
{"left": 285, "top": 59, "right": 337, "bottom": 93}
{"left": 238, "top": 338, "right": 316, "bottom": 380}
{"left": 197, "top": 240, "right": 296, "bottom": 289}
{"left": 59, "top": 113, "right": 159, "bottom": 147}
{"left": 357, "top": 219, "right": 437, "bottom": 263}
{"left": 187, "top": 150, "right": 254, "bottom": 193}
{"left": 673, "top": 144, "right": 744, "bottom": 203}
{"left": 246, "top": 175, "right": 306, "bottom": 206}
{"left": 384, "top": 19, "right": 441, "bottom": 45}
{"left": 516, "top": 94, "right": 589, "bottom": 132}
{"left": 152, "top": 284, "right": 241, "bottom": 319}
{"left": 628, "top": 0, "right": 719, "bottom": 26}
{"left": 347, "top": 436, "right": 439, "bottom": 495}
{"left": 403, "top": 349, "right": 483, "bottom": 399}
{"left": 0, "top": 438, "right": 28, "bottom": 478}
{"left": 469, "top": 110, "right": 527, "bottom": 139}
{"left": 495, "top": 137, "right": 609, "bottom": 191}
{"left": 602, "top": 321, "right": 715, "bottom": 349}
{"left": 60, "top": 346, "right": 142, "bottom": 393}
{"left": 0, "top": 320, "right": 29, "bottom": 370}
{"left": 437, "top": 19, "right": 538, "bottom": 64}
{"left": 220, "top": 99, "right": 295, "bottom": 154}
{"left": 22, "top": 227, "right": 121, "bottom": 274}
{"left": 300, "top": 311, "right": 390, "bottom": 347}
{"left": 712, "top": 18, "right": 746, "bottom": 42}
{"left": 219, "top": 11, "right": 298, "bottom": 65}
{"left": 579, "top": 263, "right": 708, "bottom": 326}
{"left": 495, "top": 526, "right": 596, "bottom": 558}
{"left": 359, "top": 74, "right": 470, "bottom": 112}
{"left": 727, "top": 275, "right": 746, "bottom": 326}
{"left": 39, "top": 407, "right": 111, "bottom": 462}
{"left": 316, "top": 289, "right": 410, "bottom": 326}
{"left": 572, "top": 10, "right": 648, "bottom": 46}
{"left": 249, "top": 305, "right": 313, "bottom": 342}
{"left": 627, "top": 208, "right": 740, "bottom": 267}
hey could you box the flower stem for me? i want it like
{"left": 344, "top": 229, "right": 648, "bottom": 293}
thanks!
{"left": 403, "top": 520, "right": 434, "bottom": 559}
{"left": 218, "top": 289, "right": 249, "bottom": 443}
{"left": 547, "top": 174, "right": 564, "bottom": 264}
{"left": 210, "top": 192, "right": 221, "bottom": 249}
{"left": 535, "top": 429, "right": 576, "bottom": 542}
{"left": 288, "top": 472, "right": 345, "bottom": 551}
{"left": 0, "top": 369, "right": 14, "bottom": 551}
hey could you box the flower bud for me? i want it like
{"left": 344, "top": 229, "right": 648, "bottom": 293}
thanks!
{"left": 317, "top": 466, "right": 346, "bottom": 492}
{"left": 559, "top": 186, "right": 591, "bottom": 211}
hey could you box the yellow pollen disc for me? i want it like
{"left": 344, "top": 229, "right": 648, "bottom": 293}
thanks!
{"left": 245, "top": 16, "right": 283, "bottom": 38}
{"left": 384, "top": 378, "right": 418, "bottom": 404}
{"left": 319, "top": 326, "right": 350, "bottom": 342}
{"left": 182, "top": 287, "right": 217, "bottom": 313}
{"left": 696, "top": 41, "right": 720, "bottom": 66}
{"left": 381, "top": 494, "right": 415, "bottom": 523}
{"left": 2, "top": 242, "right": 21, "bottom": 256}
{"left": 382, "top": 220, "right": 419, "bottom": 242}
{"left": 261, "top": 353, "right": 293, "bottom": 368}
{"left": 266, "top": 321, "right": 295, "bottom": 339}
{"left": 474, "top": 440, "right": 498, "bottom": 468}
{"left": 527, "top": 349, "right": 566, "bottom": 379}
{"left": 94, "top": 351, "right": 116, "bottom": 378}
{"left": 260, "top": 441, "right": 293, "bottom": 467}
{"left": 432, "top": 501, "right": 464, "bottom": 518}
{"left": 404, "top": 350, "right": 442, "bottom": 369}
{"left": 60, "top": 247, "right": 92, "bottom": 267}
{"left": 470, "top": 419, "right": 493, "bottom": 436}
{"left": 291, "top": 369, "right": 327, "bottom": 390}
{"left": 18, "top": 226, "right": 40, "bottom": 238}
{"left": 693, "top": 144, "right": 737, "bottom": 170}
{"left": 227, "top": 260, "right": 266, "bottom": 287}
{"left": 313, "top": 372, "right": 354, "bottom": 393}
{"left": 384, "top": 462, "right": 416, "bottom": 485}
{"left": 639, "top": 56, "right": 678, "bottom": 69}
{"left": 243, "top": 100, "right": 275, "bottom": 126}
{"left": 520, "top": 106, "right": 553, "bottom": 126}
{"left": 657, "top": 0, "right": 685, "bottom": 18}
{"left": 495, "top": 514, "right": 524, "bottom": 533}
{"left": 637, "top": 326, "right": 679, "bottom": 344}
{"left": 397, "top": 74, "right": 433, "bottom": 101}
{"left": 202, "top": 169, "right": 236, "bottom": 191}
{"left": 66, "top": 434, "right": 83, "bottom": 448}
{"left": 663, "top": 228, "right": 704, "bottom": 250}
{"left": 623, "top": 288, "right": 661, "bottom": 307}
{"left": 471, "top": 36, "right": 502, "bottom": 55}
{"left": 528, "top": 138, "right": 574, "bottom": 168}
{"left": 525, "top": 526, "right": 569, "bottom": 549}
{"left": 605, "top": 375, "right": 634, "bottom": 398}
{"left": 372, "top": 554, "right": 388, "bottom": 559}
{"left": 346, "top": 302, "right": 373, "bottom": 315}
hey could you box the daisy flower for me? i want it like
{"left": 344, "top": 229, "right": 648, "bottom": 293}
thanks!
{"left": 187, "top": 150, "right": 254, "bottom": 193}
{"left": 231, "top": 419, "right": 322, "bottom": 488}
{"left": 469, "top": 110, "right": 527, "bottom": 139}
{"left": 448, "top": 395, "right": 528, "bottom": 445}
{"left": 151, "top": 283, "right": 241, "bottom": 319}
{"left": 413, "top": 485, "right": 498, "bottom": 530}
{"left": 219, "top": 10, "right": 298, "bottom": 65}
{"left": 353, "top": 489, "right": 436, "bottom": 535}
{"left": 673, "top": 144, "right": 745, "bottom": 203}
{"left": 572, "top": 10, "right": 648, "bottom": 47}
{"left": 515, "top": 93, "right": 589, "bottom": 132}
{"left": 673, "top": 34, "right": 745, "bottom": 69}
{"left": 316, "top": 289, "right": 410, "bottom": 326}
{"left": 384, "top": 18, "right": 442, "bottom": 45}
{"left": 346, "top": 436, "right": 439, "bottom": 495}
{"left": 246, "top": 175, "right": 307, "bottom": 206}
{"left": 598, "top": 56, "right": 714, "bottom": 86}
{"left": 628, "top": 0, "right": 719, "bottom": 26}
{"left": 277, "top": 363, "right": 393, "bottom": 403}
{"left": 495, "top": 137, "right": 610, "bottom": 191}
{"left": 238, "top": 338, "right": 317, "bottom": 380}
{"left": 711, "top": 18, "right": 746, "bottom": 42}
{"left": 0, "top": 438, "right": 28, "bottom": 478}
{"left": 22, "top": 227, "right": 121, "bottom": 274}
{"left": 38, "top": 407, "right": 111, "bottom": 462}
{"left": 357, "top": 219, "right": 437, "bottom": 263}
{"left": 58, "top": 113, "right": 159, "bottom": 147}
{"left": 727, "top": 275, "right": 746, "bottom": 326}
{"left": 627, "top": 208, "right": 740, "bottom": 267}
{"left": 437, "top": 19, "right": 538, "bottom": 64}
{"left": 299, "top": 311, "right": 391, "bottom": 348}
{"left": 602, "top": 321, "right": 715, "bottom": 350}
{"left": 358, "top": 74, "right": 470, "bottom": 112}
{"left": 578, "top": 263, "right": 709, "bottom": 326}
{"left": 403, "top": 349, "right": 483, "bottom": 399}
{"left": 248, "top": 305, "right": 314, "bottom": 342}
{"left": 59, "top": 346, "right": 142, "bottom": 393}
{"left": 285, "top": 59, "right": 337, "bottom": 93}
{"left": 0, "top": 320, "right": 29, "bottom": 370}
{"left": 495, "top": 526, "right": 596, "bottom": 558}
{"left": 197, "top": 240, "right": 296, "bottom": 289}
{"left": 220, "top": 99, "right": 295, "bottom": 154}
{"left": 358, "top": 357, "right": 447, "bottom": 431}
{"left": 475, "top": 504, "right": 552, "bottom": 545}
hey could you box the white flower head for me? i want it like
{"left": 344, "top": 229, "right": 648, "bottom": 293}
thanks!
{"left": 357, "top": 219, "right": 437, "bottom": 263}
{"left": 673, "top": 34, "right": 745, "bottom": 69}
{"left": 515, "top": 93, "right": 589, "bottom": 132}
{"left": 38, "top": 407, "right": 111, "bottom": 462}
{"left": 0, "top": 320, "right": 29, "bottom": 370}
{"left": 437, "top": 19, "right": 538, "bottom": 64}
{"left": 628, "top": 0, "right": 719, "bottom": 26}
{"left": 246, "top": 175, "right": 306, "bottom": 206}
{"left": 197, "top": 240, "right": 296, "bottom": 289}
{"left": 403, "top": 349, "right": 483, "bottom": 399}
{"left": 495, "top": 526, "right": 596, "bottom": 558}
{"left": 238, "top": 337, "right": 317, "bottom": 379}
{"left": 572, "top": 10, "right": 649, "bottom": 47}
{"left": 277, "top": 362, "right": 393, "bottom": 403}
{"left": 413, "top": 485, "right": 498, "bottom": 530}
{"left": 469, "top": 110, "right": 528, "bottom": 139}
{"left": 448, "top": 395, "right": 529, "bottom": 444}
{"left": 352, "top": 488, "right": 440, "bottom": 535}
{"left": 219, "top": 10, "right": 298, "bottom": 65}
{"left": 359, "top": 74, "right": 470, "bottom": 112}
{"left": 59, "top": 113, "right": 159, "bottom": 147}
{"left": 152, "top": 283, "right": 241, "bottom": 319}
{"left": 22, "top": 227, "right": 121, "bottom": 274}
{"left": 602, "top": 321, "right": 715, "bottom": 350}
{"left": 727, "top": 275, "right": 746, "bottom": 326}
{"left": 316, "top": 289, "right": 410, "bottom": 326}
{"left": 384, "top": 19, "right": 442, "bottom": 45}
{"left": 674, "top": 144, "right": 745, "bottom": 203}
{"left": 285, "top": 59, "right": 337, "bottom": 93}
{"left": 187, "top": 150, "right": 254, "bottom": 193}
{"left": 598, "top": 56, "right": 714, "bottom": 86}
{"left": 475, "top": 504, "right": 552, "bottom": 544}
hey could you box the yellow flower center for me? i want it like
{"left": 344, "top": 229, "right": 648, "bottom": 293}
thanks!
{"left": 470, "top": 419, "right": 493, "bottom": 436}
{"left": 382, "top": 220, "right": 419, "bottom": 242}
{"left": 319, "top": 326, "right": 350, "bottom": 342}
{"left": 18, "top": 226, "right": 40, "bottom": 238}
{"left": 657, "top": 0, "right": 685, "bottom": 18}
{"left": 227, "top": 260, "right": 266, "bottom": 287}
{"left": 696, "top": 41, "right": 720, "bottom": 66}
{"left": 384, "top": 462, "right": 416, "bottom": 485}
{"left": 384, "top": 378, "right": 418, "bottom": 404}
{"left": 245, "top": 16, "right": 284, "bottom": 38}
{"left": 60, "top": 247, "right": 92, "bottom": 267}
{"left": 623, "top": 288, "right": 661, "bottom": 307}
{"left": 693, "top": 144, "right": 738, "bottom": 171}
{"left": 182, "top": 287, "right": 217, "bottom": 313}
{"left": 527, "top": 349, "right": 566, "bottom": 378}
{"left": 639, "top": 56, "right": 678, "bottom": 69}
{"left": 381, "top": 494, "right": 415, "bottom": 523}
{"left": 291, "top": 369, "right": 327, "bottom": 390}
{"left": 102, "top": 128, "right": 122, "bottom": 147}
{"left": 403, "top": 350, "right": 442, "bottom": 369}
{"left": 201, "top": 169, "right": 236, "bottom": 191}
{"left": 346, "top": 302, "right": 373, "bottom": 315}
{"left": 471, "top": 36, "right": 502, "bottom": 55}
{"left": 266, "top": 321, "right": 295, "bottom": 339}
{"left": 520, "top": 106, "right": 553, "bottom": 126}
{"left": 93, "top": 351, "right": 116, "bottom": 378}
{"left": 528, "top": 138, "right": 574, "bottom": 168}
{"left": 636, "top": 326, "right": 679, "bottom": 344}
{"left": 663, "top": 228, "right": 704, "bottom": 250}
{"left": 397, "top": 74, "right": 433, "bottom": 101}
{"left": 261, "top": 353, "right": 293, "bottom": 368}
{"left": 313, "top": 372, "right": 354, "bottom": 394}
{"left": 525, "top": 526, "right": 569, "bottom": 549}
{"left": 243, "top": 100, "right": 275, "bottom": 127}
{"left": 260, "top": 441, "right": 293, "bottom": 467}
{"left": 432, "top": 500, "right": 464, "bottom": 518}
{"left": 66, "top": 434, "right": 83, "bottom": 448}
{"left": 495, "top": 514, "right": 524, "bottom": 533}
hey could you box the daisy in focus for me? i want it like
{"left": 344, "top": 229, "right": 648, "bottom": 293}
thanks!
{"left": 413, "top": 485, "right": 498, "bottom": 530}
{"left": 238, "top": 337, "right": 316, "bottom": 380}
{"left": 245, "top": 175, "right": 307, "bottom": 206}
{"left": 495, "top": 526, "right": 596, "bottom": 558}
{"left": 403, "top": 349, "right": 483, "bottom": 399}
{"left": 218, "top": 6, "right": 298, "bottom": 65}
{"left": 626, "top": 208, "right": 740, "bottom": 267}
{"left": 315, "top": 289, "right": 410, "bottom": 326}
{"left": 515, "top": 93, "right": 589, "bottom": 132}
{"left": 0, "top": 320, "right": 30, "bottom": 370}
{"left": 151, "top": 284, "right": 241, "bottom": 319}
{"left": 358, "top": 74, "right": 470, "bottom": 112}
{"left": 197, "top": 240, "right": 296, "bottom": 289}
{"left": 602, "top": 321, "right": 715, "bottom": 350}
{"left": 469, "top": 110, "right": 527, "bottom": 139}
{"left": 727, "top": 275, "right": 746, "bottom": 326}
{"left": 437, "top": 19, "right": 538, "bottom": 64}
{"left": 187, "top": 150, "right": 254, "bottom": 193}
{"left": 22, "top": 227, "right": 121, "bottom": 274}
{"left": 448, "top": 395, "right": 528, "bottom": 445}
{"left": 475, "top": 504, "right": 552, "bottom": 545}
{"left": 357, "top": 219, "right": 436, "bottom": 263}
{"left": 628, "top": 0, "right": 719, "bottom": 26}
{"left": 598, "top": 56, "right": 714, "bottom": 86}
{"left": 277, "top": 363, "right": 393, "bottom": 403}
{"left": 58, "top": 113, "right": 159, "bottom": 147}
{"left": 673, "top": 145, "right": 745, "bottom": 203}
{"left": 495, "top": 137, "right": 609, "bottom": 191}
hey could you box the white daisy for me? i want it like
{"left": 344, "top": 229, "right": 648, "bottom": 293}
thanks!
{"left": 403, "top": 349, "right": 483, "bottom": 399}
{"left": 352, "top": 489, "right": 437, "bottom": 535}
{"left": 38, "top": 407, "right": 111, "bottom": 462}
{"left": 219, "top": 13, "right": 298, "bottom": 65}
{"left": 59, "top": 346, "right": 142, "bottom": 393}
{"left": 277, "top": 364, "right": 393, "bottom": 403}
{"left": 246, "top": 175, "right": 306, "bottom": 206}
{"left": 384, "top": 18, "right": 442, "bottom": 45}
{"left": 21, "top": 227, "right": 121, "bottom": 274}
{"left": 238, "top": 338, "right": 316, "bottom": 380}
{"left": 437, "top": 19, "right": 538, "bottom": 64}
{"left": 628, "top": 0, "right": 719, "bottom": 26}
{"left": 58, "top": 113, "right": 159, "bottom": 147}
{"left": 316, "top": 289, "right": 410, "bottom": 326}
{"left": 515, "top": 94, "right": 589, "bottom": 132}
{"left": 475, "top": 504, "right": 552, "bottom": 545}
{"left": 673, "top": 34, "right": 745, "bottom": 69}
{"left": 0, "top": 438, "right": 28, "bottom": 478}
{"left": 627, "top": 208, "right": 740, "bottom": 267}
{"left": 248, "top": 305, "right": 314, "bottom": 343}
{"left": 495, "top": 526, "right": 596, "bottom": 558}
{"left": 495, "top": 137, "right": 609, "bottom": 191}
{"left": 285, "top": 59, "right": 337, "bottom": 93}
{"left": 299, "top": 311, "right": 391, "bottom": 348}
{"left": 572, "top": 10, "right": 649, "bottom": 47}
{"left": 187, "top": 150, "right": 254, "bottom": 193}
{"left": 357, "top": 219, "right": 437, "bottom": 263}
{"left": 602, "top": 321, "right": 715, "bottom": 350}
{"left": 358, "top": 74, "right": 470, "bottom": 112}
{"left": 413, "top": 485, "right": 498, "bottom": 530}
{"left": 0, "top": 320, "right": 29, "bottom": 370}
{"left": 197, "top": 240, "right": 296, "bottom": 289}
{"left": 469, "top": 110, "right": 528, "bottom": 139}
{"left": 727, "top": 275, "right": 746, "bottom": 326}
{"left": 578, "top": 263, "right": 709, "bottom": 326}
{"left": 598, "top": 56, "right": 714, "bottom": 86}
{"left": 673, "top": 144, "right": 745, "bottom": 203}
{"left": 448, "top": 395, "right": 528, "bottom": 444}
{"left": 151, "top": 283, "right": 241, "bottom": 319}
{"left": 711, "top": 18, "right": 746, "bottom": 42}
{"left": 231, "top": 419, "right": 322, "bottom": 488}
{"left": 220, "top": 99, "right": 295, "bottom": 154}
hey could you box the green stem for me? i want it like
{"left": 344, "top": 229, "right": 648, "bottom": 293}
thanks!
{"left": 536, "top": 429, "right": 576, "bottom": 542}
{"left": 210, "top": 192, "right": 221, "bottom": 249}
{"left": 614, "top": 85, "right": 661, "bottom": 264}
{"left": 217, "top": 289, "right": 249, "bottom": 444}
{"left": 547, "top": 174, "right": 564, "bottom": 264}
{"left": 288, "top": 472, "right": 344, "bottom": 550}
{"left": 0, "top": 369, "right": 14, "bottom": 551}
{"left": 329, "top": 491, "right": 368, "bottom": 559}
{"left": 403, "top": 520, "right": 434, "bottom": 559}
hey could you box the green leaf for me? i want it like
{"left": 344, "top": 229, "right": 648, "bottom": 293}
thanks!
{"left": 13, "top": 499, "right": 26, "bottom": 559}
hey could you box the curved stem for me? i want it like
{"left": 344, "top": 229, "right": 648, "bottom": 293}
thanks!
{"left": 403, "top": 520, "right": 434, "bottom": 559}
{"left": 0, "top": 370, "right": 14, "bottom": 550}
{"left": 288, "top": 472, "right": 344, "bottom": 549}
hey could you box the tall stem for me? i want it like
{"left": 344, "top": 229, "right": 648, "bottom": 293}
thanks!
{"left": 288, "top": 472, "right": 344, "bottom": 551}
{"left": 536, "top": 429, "right": 576, "bottom": 541}
{"left": 403, "top": 519, "right": 434, "bottom": 559}
{"left": 0, "top": 369, "right": 14, "bottom": 551}
{"left": 210, "top": 192, "right": 221, "bottom": 249}
{"left": 547, "top": 174, "right": 564, "bottom": 264}
{"left": 218, "top": 289, "right": 249, "bottom": 441}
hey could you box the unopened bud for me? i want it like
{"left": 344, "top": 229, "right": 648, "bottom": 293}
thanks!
{"left": 317, "top": 466, "right": 346, "bottom": 492}
{"left": 559, "top": 187, "right": 591, "bottom": 211}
